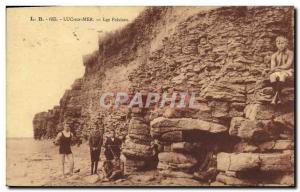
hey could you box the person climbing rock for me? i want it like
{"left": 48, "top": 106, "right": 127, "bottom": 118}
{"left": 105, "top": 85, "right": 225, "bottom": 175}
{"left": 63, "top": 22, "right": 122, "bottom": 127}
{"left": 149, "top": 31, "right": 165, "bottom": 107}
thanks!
{"left": 269, "top": 35, "right": 294, "bottom": 104}
{"left": 88, "top": 122, "right": 103, "bottom": 175}
{"left": 54, "top": 122, "right": 75, "bottom": 178}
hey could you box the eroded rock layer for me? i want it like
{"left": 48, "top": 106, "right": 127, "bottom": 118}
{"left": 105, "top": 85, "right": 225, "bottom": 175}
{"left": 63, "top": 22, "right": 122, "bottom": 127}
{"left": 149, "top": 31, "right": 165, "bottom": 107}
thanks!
{"left": 33, "top": 6, "right": 294, "bottom": 186}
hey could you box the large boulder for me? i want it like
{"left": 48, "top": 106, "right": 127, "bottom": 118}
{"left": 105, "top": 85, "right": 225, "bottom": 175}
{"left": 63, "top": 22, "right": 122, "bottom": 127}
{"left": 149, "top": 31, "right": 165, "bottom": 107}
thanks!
{"left": 259, "top": 140, "right": 294, "bottom": 152}
{"left": 217, "top": 152, "right": 260, "bottom": 172}
{"left": 122, "top": 139, "right": 153, "bottom": 159}
{"left": 151, "top": 117, "right": 228, "bottom": 138}
{"left": 158, "top": 152, "right": 197, "bottom": 165}
{"left": 160, "top": 131, "right": 183, "bottom": 142}
{"left": 217, "top": 152, "right": 293, "bottom": 173}
{"left": 128, "top": 120, "right": 149, "bottom": 135}
{"left": 158, "top": 152, "right": 198, "bottom": 172}
{"left": 230, "top": 118, "right": 279, "bottom": 142}
{"left": 244, "top": 103, "right": 291, "bottom": 121}
{"left": 259, "top": 153, "right": 293, "bottom": 172}
{"left": 216, "top": 172, "right": 256, "bottom": 186}
{"left": 237, "top": 120, "right": 270, "bottom": 141}
{"left": 171, "top": 142, "right": 194, "bottom": 153}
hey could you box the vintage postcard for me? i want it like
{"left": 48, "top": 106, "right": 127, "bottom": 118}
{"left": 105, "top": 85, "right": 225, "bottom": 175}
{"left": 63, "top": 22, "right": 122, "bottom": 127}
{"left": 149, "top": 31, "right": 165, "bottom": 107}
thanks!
{"left": 6, "top": 6, "right": 295, "bottom": 187}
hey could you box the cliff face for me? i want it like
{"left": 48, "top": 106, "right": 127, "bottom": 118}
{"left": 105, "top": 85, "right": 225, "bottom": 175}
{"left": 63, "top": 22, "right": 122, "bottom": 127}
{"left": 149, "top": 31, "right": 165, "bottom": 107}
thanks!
{"left": 33, "top": 6, "right": 294, "bottom": 186}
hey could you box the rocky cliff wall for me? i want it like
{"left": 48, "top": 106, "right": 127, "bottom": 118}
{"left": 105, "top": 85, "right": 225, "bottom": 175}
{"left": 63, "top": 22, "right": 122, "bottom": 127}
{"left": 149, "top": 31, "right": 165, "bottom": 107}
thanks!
{"left": 33, "top": 6, "right": 294, "bottom": 186}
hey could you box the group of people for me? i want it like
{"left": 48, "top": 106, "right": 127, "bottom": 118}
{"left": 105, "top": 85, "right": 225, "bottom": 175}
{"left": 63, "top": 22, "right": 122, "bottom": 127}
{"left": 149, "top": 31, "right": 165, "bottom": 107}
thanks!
{"left": 54, "top": 122, "right": 123, "bottom": 180}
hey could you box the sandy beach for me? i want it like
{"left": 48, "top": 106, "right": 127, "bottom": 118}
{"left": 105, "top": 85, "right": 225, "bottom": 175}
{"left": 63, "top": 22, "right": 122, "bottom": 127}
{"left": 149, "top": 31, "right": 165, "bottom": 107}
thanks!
{"left": 6, "top": 137, "right": 168, "bottom": 187}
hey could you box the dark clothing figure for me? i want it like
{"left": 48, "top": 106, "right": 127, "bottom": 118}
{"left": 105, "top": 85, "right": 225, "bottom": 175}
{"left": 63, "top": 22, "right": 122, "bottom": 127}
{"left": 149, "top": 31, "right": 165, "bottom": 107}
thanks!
{"left": 89, "top": 131, "right": 103, "bottom": 161}
{"left": 103, "top": 136, "right": 123, "bottom": 180}
{"left": 59, "top": 131, "right": 72, "bottom": 154}
{"left": 89, "top": 130, "right": 103, "bottom": 175}
{"left": 103, "top": 159, "right": 123, "bottom": 180}
{"left": 90, "top": 149, "right": 101, "bottom": 162}
{"left": 104, "top": 137, "right": 122, "bottom": 160}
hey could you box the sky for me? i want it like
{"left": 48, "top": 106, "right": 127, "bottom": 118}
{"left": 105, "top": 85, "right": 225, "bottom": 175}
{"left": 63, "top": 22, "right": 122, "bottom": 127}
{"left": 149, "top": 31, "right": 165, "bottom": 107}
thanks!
{"left": 7, "top": 6, "right": 145, "bottom": 137}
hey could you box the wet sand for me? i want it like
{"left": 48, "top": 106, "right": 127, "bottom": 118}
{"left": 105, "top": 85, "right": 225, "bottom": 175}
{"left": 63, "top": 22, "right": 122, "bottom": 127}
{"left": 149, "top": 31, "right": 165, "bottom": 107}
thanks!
{"left": 6, "top": 138, "right": 164, "bottom": 187}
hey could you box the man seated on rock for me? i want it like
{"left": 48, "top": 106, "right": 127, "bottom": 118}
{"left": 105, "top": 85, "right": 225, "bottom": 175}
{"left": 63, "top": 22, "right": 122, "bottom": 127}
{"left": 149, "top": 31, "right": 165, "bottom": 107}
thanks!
{"left": 269, "top": 35, "right": 294, "bottom": 104}
{"left": 103, "top": 130, "right": 123, "bottom": 180}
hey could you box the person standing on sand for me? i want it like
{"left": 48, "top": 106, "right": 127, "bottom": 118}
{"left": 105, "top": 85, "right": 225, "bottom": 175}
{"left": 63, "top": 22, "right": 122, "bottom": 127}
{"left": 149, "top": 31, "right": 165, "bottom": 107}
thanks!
{"left": 54, "top": 122, "right": 74, "bottom": 177}
{"left": 89, "top": 122, "right": 103, "bottom": 175}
